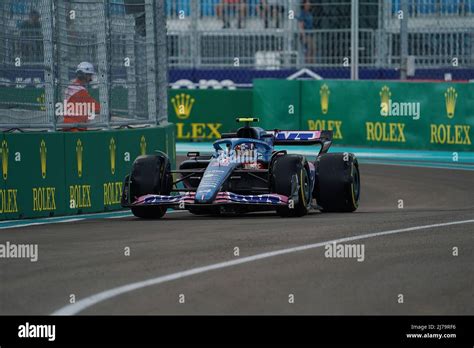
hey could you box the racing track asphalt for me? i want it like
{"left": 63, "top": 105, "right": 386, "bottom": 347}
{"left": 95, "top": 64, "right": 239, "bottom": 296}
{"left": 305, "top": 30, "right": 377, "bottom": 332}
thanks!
{"left": 0, "top": 160, "right": 473, "bottom": 315}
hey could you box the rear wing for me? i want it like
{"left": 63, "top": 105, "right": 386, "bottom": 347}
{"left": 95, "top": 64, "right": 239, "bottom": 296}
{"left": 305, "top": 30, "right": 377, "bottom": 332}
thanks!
{"left": 269, "top": 130, "right": 333, "bottom": 153}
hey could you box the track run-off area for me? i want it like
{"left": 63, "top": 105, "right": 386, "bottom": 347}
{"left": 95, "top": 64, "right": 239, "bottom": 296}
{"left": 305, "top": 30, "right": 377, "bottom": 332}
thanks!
{"left": 0, "top": 146, "right": 473, "bottom": 315}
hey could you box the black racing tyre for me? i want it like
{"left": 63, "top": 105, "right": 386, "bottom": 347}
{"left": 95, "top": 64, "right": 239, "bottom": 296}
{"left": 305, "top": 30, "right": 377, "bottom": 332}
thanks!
{"left": 271, "top": 154, "right": 311, "bottom": 217}
{"left": 188, "top": 206, "right": 220, "bottom": 216}
{"left": 128, "top": 154, "right": 172, "bottom": 219}
{"left": 314, "top": 152, "right": 360, "bottom": 212}
{"left": 131, "top": 205, "right": 167, "bottom": 219}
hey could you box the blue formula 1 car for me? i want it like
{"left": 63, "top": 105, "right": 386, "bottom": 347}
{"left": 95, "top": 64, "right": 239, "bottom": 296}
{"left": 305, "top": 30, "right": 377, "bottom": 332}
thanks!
{"left": 121, "top": 118, "right": 360, "bottom": 218}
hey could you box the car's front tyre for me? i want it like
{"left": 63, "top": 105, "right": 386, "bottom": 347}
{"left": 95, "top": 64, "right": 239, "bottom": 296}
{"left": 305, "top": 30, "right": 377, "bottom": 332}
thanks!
{"left": 124, "top": 153, "right": 172, "bottom": 219}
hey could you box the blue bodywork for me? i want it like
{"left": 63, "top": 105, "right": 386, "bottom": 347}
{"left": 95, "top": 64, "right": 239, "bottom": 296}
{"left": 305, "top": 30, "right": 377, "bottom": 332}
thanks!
{"left": 191, "top": 127, "right": 329, "bottom": 205}
{"left": 128, "top": 125, "right": 332, "bottom": 209}
{"left": 195, "top": 137, "right": 273, "bottom": 204}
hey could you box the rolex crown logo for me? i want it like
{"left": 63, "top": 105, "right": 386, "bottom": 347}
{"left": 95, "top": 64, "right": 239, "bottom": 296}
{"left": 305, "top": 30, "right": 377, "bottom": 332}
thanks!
{"left": 444, "top": 87, "right": 457, "bottom": 119}
{"left": 320, "top": 84, "right": 330, "bottom": 114}
{"left": 37, "top": 93, "right": 46, "bottom": 111}
{"left": 40, "top": 140, "right": 47, "bottom": 179}
{"left": 379, "top": 86, "right": 391, "bottom": 116}
{"left": 171, "top": 93, "right": 195, "bottom": 120}
{"left": 140, "top": 136, "right": 147, "bottom": 156}
{"left": 1, "top": 140, "right": 8, "bottom": 180}
{"left": 76, "top": 139, "right": 83, "bottom": 178}
{"left": 109, "top": 137, "right": 116, "bottom": 175}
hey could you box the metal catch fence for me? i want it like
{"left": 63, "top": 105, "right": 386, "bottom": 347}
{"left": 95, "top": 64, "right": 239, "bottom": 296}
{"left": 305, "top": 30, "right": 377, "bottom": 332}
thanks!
{"left": 0, "top": 0, "right": 168, "bottom": 130}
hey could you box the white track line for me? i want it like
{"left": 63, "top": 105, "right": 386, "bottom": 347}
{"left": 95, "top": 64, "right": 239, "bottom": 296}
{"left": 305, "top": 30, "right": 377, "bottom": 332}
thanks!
{"left": 2, "top": 218, "right": 86, "bottom": 230}
{"left": 52, "top": 218, "right": 474, "bottom": 315}
{"left": 0, "top": 210, "right": 190, "bottom": 230}
{"left": 0, "top": 210, "right": 130, "bottom": 225}
{"left": 107, "top": 210, "right": 188, "bottom": 219}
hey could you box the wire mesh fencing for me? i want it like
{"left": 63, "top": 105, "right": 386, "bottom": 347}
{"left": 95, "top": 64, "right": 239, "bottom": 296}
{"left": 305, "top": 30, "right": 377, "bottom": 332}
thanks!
{"left": 381, "top": 0, "right": 474, "bottom": 69}
{"left": 166, "top": 0, "right": 474, "bottom": 81}
{"left": 0, "top": 0, "right": 168, "bottom": 130}
{"left": 0, "top": 0, "right": 51, "bottom": 128}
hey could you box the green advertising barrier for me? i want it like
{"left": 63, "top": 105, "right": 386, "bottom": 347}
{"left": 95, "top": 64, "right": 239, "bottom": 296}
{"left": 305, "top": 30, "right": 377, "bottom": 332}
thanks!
{"left": 2, "top": 132, "right": 67, "bottom": 219}
{"left": 168, "top": 89, "right": 253, "bottom": 141}
{"left": 4, "top": 81, "right": 472, "bottom": 152}
{"left": 63, "top": 128, "right": 166, "bottom": 215}
{"left": 0, "top": 124, "right": 175, "bottom": 220}
{"left": 254, "top": 79, "right": 474, "bottom": 151}
{"left": 253, "top": 79, "right": 301, "bottom": 130}
{"left": 0, "top": 88, "right": 44, "bottom": 111}
{"left": 64, "top": 131, "right": 112, "bottom": 215}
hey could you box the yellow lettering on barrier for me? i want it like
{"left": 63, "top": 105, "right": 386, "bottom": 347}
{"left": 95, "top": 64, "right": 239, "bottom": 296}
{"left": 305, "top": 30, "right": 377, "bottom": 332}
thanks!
{"left": 191, "top": 123, "right": 206, "bottom": 139}
{"left": 33, "top": 188, "right": 38, "bottom": 211}
{"left": 432, "top": 124, "right": 439, "bottom": 143}
{"left": 69, "top": 185, "right": 92, "bottom": 209}
{"left": 307, "top": 119, "right": 343, "bottom": 139}
{"left": 0, "top": 189, "right": 18, "bottom": 213}
{"left": 430, "top": 124, "right": 471, "bottom": 145}
{"left": 455, "top": 125, "right": 463, "bottom": 144}
{"left": 104, "top": 182, "right": 123, "bottom": 206}
{"left": 176, "top": 123, "right": 222, "bottom": 140}
{"left": 366, "top": 122, "right": 374, "bottom": 141}
{"left": 176, "top": 123, "right": 191, "bottom": 139}
{"left": 366, "top": 122, "right": 405, "bottom": 143}
{"left": 207, "top": 123, "right": 222, "bottom": 138}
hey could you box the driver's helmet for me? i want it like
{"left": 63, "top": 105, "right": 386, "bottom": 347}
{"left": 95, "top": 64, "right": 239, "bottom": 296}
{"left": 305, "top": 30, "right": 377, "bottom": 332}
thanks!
{"left": 235, "top": 142, "right": 261, "bottom": 168}
{"left": 234, "top": 142, "right": 254, "bottom": 157}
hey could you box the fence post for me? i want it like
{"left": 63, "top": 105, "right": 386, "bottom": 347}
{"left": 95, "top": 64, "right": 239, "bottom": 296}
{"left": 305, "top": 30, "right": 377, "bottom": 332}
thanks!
{"left": 351, "top": 0, "right": 359, "bottom": 80}
{"left": 286, "top": 0, "right": 298, "bottom": 68}
{"left": 375, "top": 0, "right": 387, "bottom": 68}
{"left": 97, "top": 0, "right": 111, "bottom": 128}
{"left": 56, "top": 0, "right": 70, "bottom": 128}
{"left": 126, "top": 19, "right": 137, "bottom": 120}
{"left": 145, "top": 0, "right": 158, "bottom": 124}
{"left": 400, "top": 0, "right": 409, "bottom": 80}
{"left": 190, "top": 0, "right": 200, "bottom": 69}
{"left": 41, "top": 0, "right": 56, "bottom": 130}
{"left": 155, "top": 0, "right": 168, "bottom": 124}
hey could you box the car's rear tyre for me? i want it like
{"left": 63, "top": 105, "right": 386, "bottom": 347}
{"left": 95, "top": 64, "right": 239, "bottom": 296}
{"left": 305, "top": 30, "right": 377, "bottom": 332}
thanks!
{"left": 127, "top": 154, "right": 172, "bottom": 219}
{"left": 271, "top": 154, "right": 310, "bottom": 217}
{"left": 314, "top": 152, "right": 360, "bottom": 212}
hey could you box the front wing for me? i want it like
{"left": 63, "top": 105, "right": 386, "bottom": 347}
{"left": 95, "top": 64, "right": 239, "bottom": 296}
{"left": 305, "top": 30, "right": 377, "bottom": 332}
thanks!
{"left": 130, "top": 192, "right": 289, "bottom": 207}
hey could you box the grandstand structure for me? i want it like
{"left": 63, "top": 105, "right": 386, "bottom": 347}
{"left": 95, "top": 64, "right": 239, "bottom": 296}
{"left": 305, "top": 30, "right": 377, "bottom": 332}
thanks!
{"left": 166, "top": 0, "right": 473, "bottom": 71}
{"left": 1, "top": 1, "right": 472, "bottom": 70}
